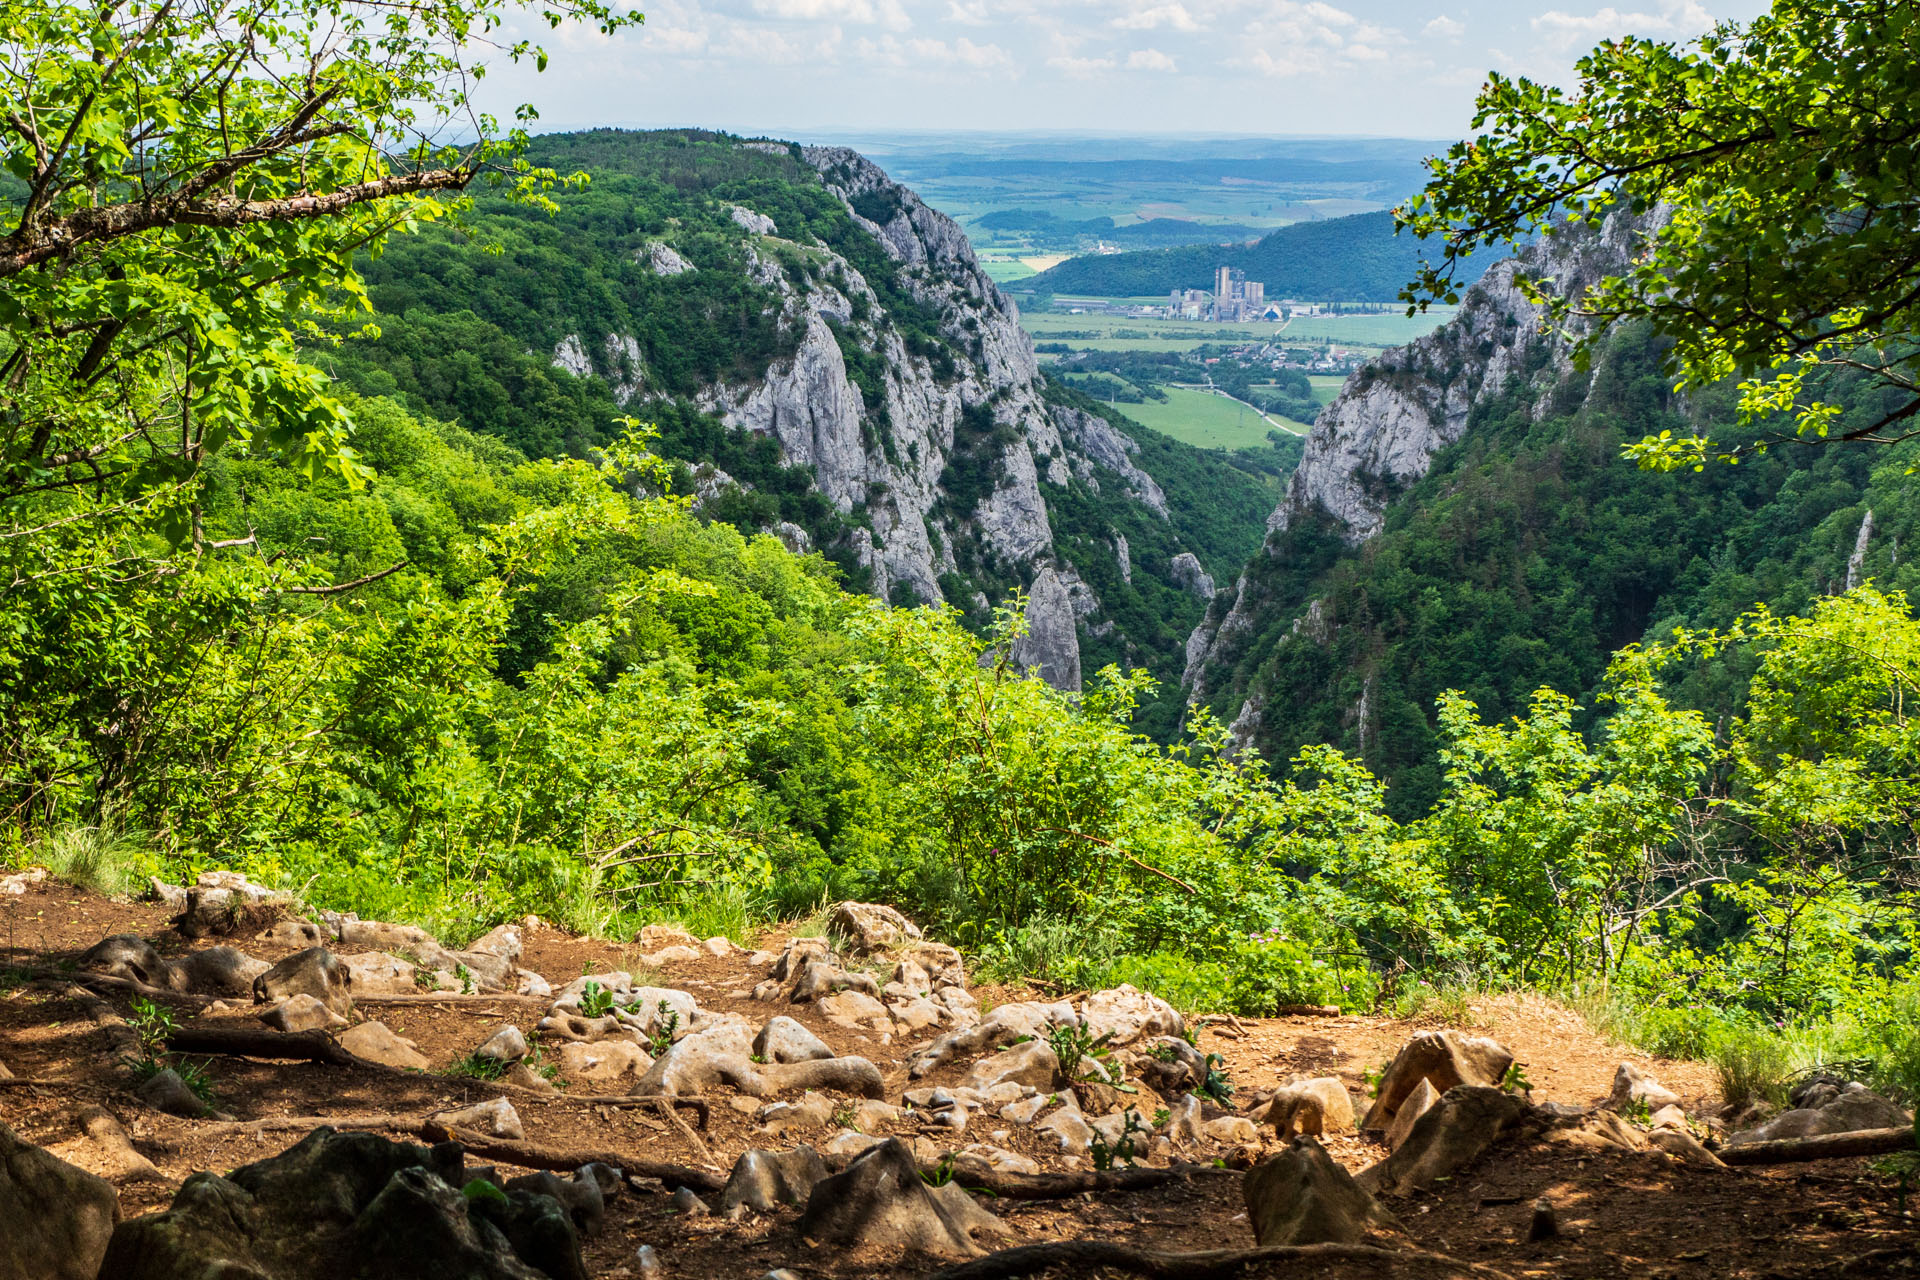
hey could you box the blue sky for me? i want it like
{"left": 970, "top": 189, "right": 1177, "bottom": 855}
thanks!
{"left": 476, "top": 0, "right": 1769, "bottom": 139}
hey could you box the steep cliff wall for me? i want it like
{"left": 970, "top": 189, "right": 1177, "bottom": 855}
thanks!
{"left": 1184, "top": 213, "right": 1661, "bottom": 741}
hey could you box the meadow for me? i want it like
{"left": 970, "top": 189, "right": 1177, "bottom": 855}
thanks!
{"left": 1067, "top": 381, "right": 1308, "bottom": 450}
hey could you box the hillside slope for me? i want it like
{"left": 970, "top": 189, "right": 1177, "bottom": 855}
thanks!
{"left": 323, "top": 130, "right": 1279, "bottom": 695}
{"left": 1018, "top": 210, "right": 1495, "bottom": 301}
{"left": 1183, "top": 216, "right": 1920, "bottom": 816}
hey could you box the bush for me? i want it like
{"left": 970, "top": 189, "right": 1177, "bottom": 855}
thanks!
{"left": 1709, "top": 1025, "right": 1795, "bottom": 1112}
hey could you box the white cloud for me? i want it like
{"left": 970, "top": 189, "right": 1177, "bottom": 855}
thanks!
{"left": 1112, "top": 4, "right": 1202, "bottom": 32}
{"left": 1531, "top": 0, "right": 1713, "bottom": 51}
{"left": 1125, "top": 47, "right": 1178, "bottom": 71}
{"left": 751, "top": 0, "right": 910, "bottom": 30}
{"left": 1046, "top": 53, "right": 1117, "bottom": 77}
{"left": 1423, "top": 14, "right": 1465, "bottom": 38}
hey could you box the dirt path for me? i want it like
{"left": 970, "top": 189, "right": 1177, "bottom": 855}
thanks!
{"left": 1, "top": 879, "right": 1912, "bottom": 1279}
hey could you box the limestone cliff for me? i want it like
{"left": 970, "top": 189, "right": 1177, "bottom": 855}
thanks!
{"left": 546, "top": 142, "right": 1229, "bottom": 692}
{"left": 1184, "top": 213, "right": 1659, "bottom": 727}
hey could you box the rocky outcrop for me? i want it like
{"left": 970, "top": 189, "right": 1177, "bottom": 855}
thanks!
{"left": 1184, "top": 213, "right": 1661, "bottom": 707}
{"left": 1010, "top": 566, "right": 1082, "bottom": 691}
{"left": 0, "top": 1124, "right": 120, "bottom": 1280}
{"left": 1275, "top": 212, "right": 1661, "bottom": 545}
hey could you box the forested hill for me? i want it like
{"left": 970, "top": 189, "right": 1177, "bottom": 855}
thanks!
{"left": 1185, "top": 217, "right": 1919, "bottom": 819}
{"left": 319, "top": 129, "right": 1284, "bottom": 710}
{"left": 1017, "top": 210, "right": 1494, "bottom": 301}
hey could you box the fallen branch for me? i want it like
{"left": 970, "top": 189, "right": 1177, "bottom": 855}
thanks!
{"left": 942, "top": 1164, "right": 1212, "bottom": 1201}
{"left": 928, "top": 1241, "right": 1511, "bottom": 1280}
{"left": 416, "top": 1121, "right": 726, "bottom": 1193}
{"left": 654, "top": 1096, "right": 717, "bottom": 1167}
{"left": 1717, "top": 1127, "right": 1916, "bottom": 1166}
{"left": 1275, "top": 1003, "right": 1341, "bottom": 1017}
{"left": 165, "top": 1026, "right": 358, "bottom": 1066}
{"left": 196, "top": 1114, "right": 426, "bottom": 1137}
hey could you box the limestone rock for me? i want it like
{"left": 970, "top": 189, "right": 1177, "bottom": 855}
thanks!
{"left": 1, "top": 866, "right": 48, "bottom": 896}
{"left": 795, "top": 1137, "right": 1007, "bottom": 1258}
{"left": 753, "top": 1015, "right": 835, "bottom": 1064}
{"left": 823, "top": 1129, "right": 883, "bottom": 1158}
{"left": 1648, "top": 1127, "right": 1725, "bottom": 1166}
{"left": 1035, "top": 1103, "right": 1094, "bottom": 1155}
{"left": 1384, "top": 1077, "right": 1438, "bottom": 1153}
{"left": 98, "top": 1127, "right": 582, "bottom": 1280}
{"left": 636, "top": 1020, "right": 882, "bottom": 1099}
{"left": 78, "top": 934, "right": 172, "bottom": 989}
{"left": 1726, "top": 1082, "right": 1912, "bottom": 1146}
{"left": 964, "top": 1038, "right": 1060, "bottom": 1093}
{"left": 1170, "top": 552, "right": 1216, "bottom": 600}
{"left": 1360, "top": 1030, "right": 1515, "bottom": 1132}
{"left": 259, "top": 918, "right": 325, "bottom": 948}
{"left": 1605, "top": 1062, "right": 1681, "bottom": 1114}
{"left": 646, "top": 242, "right": 694, "bottom": 276}
{"left": 67, "top": 1106, "right": 163, "bottom": 1183}
{"left": 1360, "top": 1086, "right": 1532, "bottom": 1195}
{"left": 1264, "top": 1077, "right": 1355, "bottom": 1139}
{"left": 1245, "top": 1136, "right": 1402, "bottom": 1246}
{"left": 719, "top": 1146, "right": 829, "bottom": 1213}
{"left": 557, "top": 1040, "right": 650, "bottom": 1081}
{"left": 435, "top": 1098, "right": 524, "bottom": 1140}
{"left": 1203, "top": 1116, "right": 1259, "bottom": 1145}
{"left": 339, "top": 1021, "right": 431, "bottom": 1071}
{"left": 729, "top": 204, "right": 778, "bottom": 236}
{"left": 259, "top": 994, "right": 348, "bottom": 1033}
{"left": 818, "top": 989, "right": 891, "bottom": 1032}
{"left": 828, "top": 901, "right": 922, "bottom": 954}
{"left": 955, "top": 1144, "right": 1039, "bottom": 1177}
{"left": 503, "top": 1169, "right": 606, "bottom": 1238}
{"left": 474, "top": 1025, "right": 529, "bottom": 1064}
{"left": 138, "top": 1068, "right": 210, "bottom": 1118}
{"left": 907, "top": 1000, "right": 1079, "bottom": 1078}
{"left": 0, "top": 1123, "right": 120, "bottom": 1280}
{"left": 253, "top": 947, "right": 353, "bottom": 1016}
{"left": 1079, "top": 985, "right": 1185, "bottom": 1046}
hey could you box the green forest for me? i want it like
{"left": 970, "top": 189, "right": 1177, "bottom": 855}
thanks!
{"left": 1018, "top": 210, "right": 1497, "bottom": 302}
{"left": 2, "top": 0, "right": 1918, "bottom": 1122}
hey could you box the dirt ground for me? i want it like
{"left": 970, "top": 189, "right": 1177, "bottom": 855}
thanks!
{"left": 1, "top": 878, "right": 1914, "bottom": 1280}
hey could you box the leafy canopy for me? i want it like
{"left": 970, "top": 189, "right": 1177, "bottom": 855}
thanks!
{"left": 0, "top": 0, "right": 636, "bottom": 545}
{"left": 1400, "top": 0, "right": 1920, "bottom": 469}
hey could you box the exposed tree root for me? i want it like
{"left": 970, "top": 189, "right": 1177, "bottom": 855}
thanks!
{"left": 416, "top": 1120, "right": 727, "bottom": 1192}
{"left": 26, "top": 969, "right": 214, "bottom": 1007}
{"left": 166, "top": 1026, "right": 359, "bottom": 1065}
{"left": 928, "top": 1241, "right": 1513, "bottom": 1280}
{"left": 554, "top": 1092, "right": 713, "bottom": 1127}
{"left": 1717, "top": 1127, "right": 1916, "bottom": 1166}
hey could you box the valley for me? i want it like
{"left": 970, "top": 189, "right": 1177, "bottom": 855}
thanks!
{"left": 2, "top": 3, "right": 1918, "bottom": 1277}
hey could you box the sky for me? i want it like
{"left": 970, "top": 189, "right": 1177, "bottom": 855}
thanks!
{"left": 472, "top": 0, "right": 1771, "bottom": 140}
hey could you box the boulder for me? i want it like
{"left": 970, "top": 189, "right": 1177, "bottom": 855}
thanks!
{"left": 719, "top": 1146, "right": 829, "bottom": 1213}
{"left": 259, "top": 994, "right": 348, "bottom": 1033}
{"left": 172, "top": 946, "right": 270, "bottom": 996}
{"left": 1360, "top": 1030, "right": 1515, "bottom": 1131}
{"left": 339, "top": 1021, "right": 431, "bottom": 1071}
{"left": 435, "top": 1098, "right": 525, "bottom": 1140}
{"left": 1264, "top": 1077, "right": 1356, "bottom": 1139}
{"left": 1359, "top": 1086, "right": 1532, "bottom": 1195}
{"left": 1605, "top": 1062, "right": 1682, "bottom": 1114}
{"left": 1203, "top": 1115, "right": 1260, "bottom": 1145}
{"left": 252, "top": 947, "right": 353, "bottom": 1016}
{"left": 260, "top": 918, "right": 326, "bottom": 948}
{"left": 1383, "top": 1077, "right": 1438, "bottom": 1152}
{"left": 505, "top": 1063, "right": 560, "bottom": 1097}
{"left": 635, "top": 923, "right": 700, "bottom": 952}
{"left": 907, "top": 1001, "right": 1079, "bottom": 1078}
{"left": 1245, "top": 1136, "right": 1403, "bottom": 1246}
{"left": 954, "top": 1144, "right": 1039, "bottom": 1177}
{"left": 1, "top": 866, "right": 48, "bottom": 896}
{"left": 1163, "top": 1094, "right": 1205, "bottom": 1146}
{"left": 795, "top": 1138, "right": 1006, "bottom": 1258}
{"left": 138, "top": 1068, "right": 210, "bottom": 1118}
{"left": 1035, "top": 1103, "right": 1095, "bottom": 1155}
{"left": 753, "top": 1016, "right": 835, "bottom": 1064}
{"left": 755, "top": 1093, "right": 836, "bottom": 1135}
{"left": 339, "top": 951, "right": 421, "bottom": 996}
{"left": 0, "top": 1123, "right": 120, "bottom": 1280}
{"left": 536, "top": 1012, "right": 641, "bottom": 1045}
{"left": 636, "top": 1021, "right": 882, "bottom": 1098}
{"left": 789, "top": 953, "right": 881, "bottom": 1004}
{"left": 1647, "top": 1127, "right": 1726, "bottom": 1166}
{"left": 827, "top": 902, "right": 922, "bottom": 955}
{"left": 1079, "top": 986, "right": 1184, "bottom": 1046}
{"left": 823, "top": 1130, "right": 884, "bottom": 1158}
{"left": 78, "top": 934, "right": 170, "bottom": 989}
{"left": 473, "top": 1026, "right": 529, "bottom": 1064}
{"left": 1725, "top": 1082, "right": 1912, "bottom": 1146}
{"left": 503, "top": 1169, "right": 605, "bottom": 1238}
{"left": 97, "top": 1127, "right": 583, "bottom": 1280}
{"left": 886, "top": 993, "right": 945, "bottom": 1032}
{"left": 964, "top": 1038, "right": 1060, "bottom": 1093}
{"left": 640, "top": 945, "right": 702, "bottom": 966}
{"left": 817, "top": 989, "right": 891, "bottom": 1032}
{"left": 557, "top": 1040, "right": 651, "bottom": 1082}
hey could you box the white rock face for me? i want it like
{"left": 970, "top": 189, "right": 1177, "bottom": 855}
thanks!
{"left": 645, "top": 242, "right": 694, "bottom": 276}
{"left": 551, "top": 333, "right": 592, "bottom": 379}
{"left": 1170, "top": 552, "right": 1214, "bottom": 600}
{"left": 1276, "top": 211, "right": 1662, "bottom": 544}
{"left": 1184, "top": 212, "right": 1660, "bottom": 705}
{"left": 1010, "top": 567, "right": 1081, "bottom": 692}
{"left": 728, "top": 204, "right": 779, "bottom": 236}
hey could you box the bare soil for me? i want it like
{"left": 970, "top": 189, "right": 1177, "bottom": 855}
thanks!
{"left": 2, "top": 878, "right": 1914, "bottom": 1280}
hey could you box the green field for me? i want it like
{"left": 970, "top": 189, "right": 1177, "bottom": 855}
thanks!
{"left": 1308, "top": 374, "right": 1347, "bottom": 404}
{"left": 982, "top": 259, "right": 1036, "bottom": 283}
{"left": 1091, "top": 385, "right": 1307, "bottom": 450}
{"left": 1275, "top": 312, "right": 1452, "bottom": 346}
